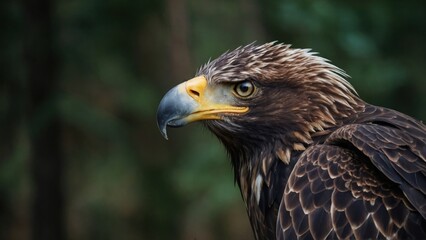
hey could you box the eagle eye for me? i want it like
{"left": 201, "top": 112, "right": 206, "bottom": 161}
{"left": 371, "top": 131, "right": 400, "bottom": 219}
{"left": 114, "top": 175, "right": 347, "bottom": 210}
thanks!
{"left": 234, "top": 81, "right": 255, "bottom": 98}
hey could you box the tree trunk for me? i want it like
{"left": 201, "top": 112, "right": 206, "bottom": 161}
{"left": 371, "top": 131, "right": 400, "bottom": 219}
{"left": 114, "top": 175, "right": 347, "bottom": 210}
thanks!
{"left": 22, "top": 0, "right": 65, "bottom": 239}
{"left": 167, "top": 0, "right": 192, "bottom": 83}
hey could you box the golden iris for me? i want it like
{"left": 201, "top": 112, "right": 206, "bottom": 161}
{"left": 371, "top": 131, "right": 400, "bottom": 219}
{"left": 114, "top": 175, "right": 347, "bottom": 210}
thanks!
{"left": 234, "top": 81, "right": 255, "bottom": 97}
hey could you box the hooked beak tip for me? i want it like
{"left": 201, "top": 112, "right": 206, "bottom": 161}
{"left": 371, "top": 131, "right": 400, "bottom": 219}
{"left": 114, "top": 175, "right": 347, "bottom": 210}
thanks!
{"left": 160, "top": 130, "right": 169, "bottom": 140}
{"left": 156, "top": 82, "right": 196, "bottom": 140}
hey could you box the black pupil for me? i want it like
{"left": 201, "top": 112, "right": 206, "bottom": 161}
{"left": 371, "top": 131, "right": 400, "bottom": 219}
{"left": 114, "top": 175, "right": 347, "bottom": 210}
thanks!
{"left": 239, "top": 82, "right": 250, "bottom": 93}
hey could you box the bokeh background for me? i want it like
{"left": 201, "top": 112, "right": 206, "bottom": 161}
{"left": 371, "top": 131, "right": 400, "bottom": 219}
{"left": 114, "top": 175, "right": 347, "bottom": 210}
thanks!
{"left": 1, "top": 0, "right": 425, "bottom": 239}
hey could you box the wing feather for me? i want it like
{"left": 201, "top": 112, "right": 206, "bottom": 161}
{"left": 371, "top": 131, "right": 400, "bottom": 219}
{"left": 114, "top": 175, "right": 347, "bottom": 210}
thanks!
{"left": 326, "top": 123, "right": 426, "bottom": 218}
{"left": 277, "top": 134, "right": 426, "bottom": 239}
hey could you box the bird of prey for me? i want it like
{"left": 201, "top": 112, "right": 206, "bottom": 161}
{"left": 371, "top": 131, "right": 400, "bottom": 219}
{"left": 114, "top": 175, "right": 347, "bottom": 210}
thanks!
{"left": 156, "top": 42, "right": 426, "bottom": 239}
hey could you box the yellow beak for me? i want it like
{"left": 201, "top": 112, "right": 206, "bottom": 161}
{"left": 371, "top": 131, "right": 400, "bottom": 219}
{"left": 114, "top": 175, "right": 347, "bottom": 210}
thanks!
{"left": 157, "top": 75, "right": 248, "bottom": 139}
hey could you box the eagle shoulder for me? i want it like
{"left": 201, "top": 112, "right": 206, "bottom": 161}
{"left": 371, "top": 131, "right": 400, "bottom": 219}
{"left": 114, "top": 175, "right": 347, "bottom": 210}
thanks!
{"left": 277, "top": 119, "right": 426, "bottom": 239}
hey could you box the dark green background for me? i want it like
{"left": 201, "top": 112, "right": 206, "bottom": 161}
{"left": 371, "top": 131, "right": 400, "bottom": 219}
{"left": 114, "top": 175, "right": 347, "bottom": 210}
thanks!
{"left": 1, "top": 0, "right": 425, "bottom": 239}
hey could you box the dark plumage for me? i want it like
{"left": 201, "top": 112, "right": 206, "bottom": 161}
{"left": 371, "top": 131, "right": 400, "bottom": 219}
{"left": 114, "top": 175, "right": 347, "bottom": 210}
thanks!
{"left": 157, "top": 42, "right": 426, "bottom": 239}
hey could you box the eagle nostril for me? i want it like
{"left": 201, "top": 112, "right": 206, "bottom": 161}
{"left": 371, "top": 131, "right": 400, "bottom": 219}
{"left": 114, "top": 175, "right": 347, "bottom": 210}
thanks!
{"left": 189, "top": 89, "right": 200, "bottom": 98}
{"left": 184, "top": 75, "right": 207, "bottom": 100}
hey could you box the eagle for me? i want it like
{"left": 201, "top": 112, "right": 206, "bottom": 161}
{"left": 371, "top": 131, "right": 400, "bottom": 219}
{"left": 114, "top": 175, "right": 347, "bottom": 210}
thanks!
{"left": 156, "top": 42, "right": 426, "bottom": 239}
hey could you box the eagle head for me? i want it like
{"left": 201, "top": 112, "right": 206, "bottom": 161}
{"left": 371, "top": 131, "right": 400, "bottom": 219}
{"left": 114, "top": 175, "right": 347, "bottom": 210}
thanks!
{"left": 157, "top": 42, "right": 361, "bottom": 163}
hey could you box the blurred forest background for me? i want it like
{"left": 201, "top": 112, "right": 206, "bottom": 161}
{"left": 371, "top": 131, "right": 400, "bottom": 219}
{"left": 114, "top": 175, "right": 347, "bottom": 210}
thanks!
{"left": 1, "top": 0, "right": 425, "bottom": 239}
